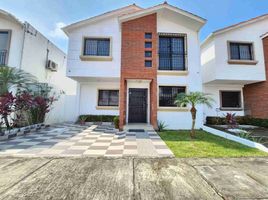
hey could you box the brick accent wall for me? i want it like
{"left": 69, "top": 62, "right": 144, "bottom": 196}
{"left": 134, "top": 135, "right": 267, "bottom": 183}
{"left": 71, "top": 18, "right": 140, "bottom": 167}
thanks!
{"left": 243, "top": 36, "right": 268, "bottom": 118}
{"left": 119, "top": 13, "right": 158, "bottom": 129}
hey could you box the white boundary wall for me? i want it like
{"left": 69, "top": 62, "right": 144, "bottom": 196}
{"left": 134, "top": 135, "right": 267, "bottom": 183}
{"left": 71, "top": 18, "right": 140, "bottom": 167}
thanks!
{"left": 203, "top": 125, "right": 268, "bottom": 153}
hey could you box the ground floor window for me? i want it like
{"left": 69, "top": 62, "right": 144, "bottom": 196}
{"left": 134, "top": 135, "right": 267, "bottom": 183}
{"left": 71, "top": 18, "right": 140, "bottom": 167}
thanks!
{"left": 220, "top": 91, "right": 242, "bottom": 110}
{"left": 159, "top": 86, "right": 186, "bottom": 107}
{"left": 98, "top": 90, "right": 119, "bottom": 106}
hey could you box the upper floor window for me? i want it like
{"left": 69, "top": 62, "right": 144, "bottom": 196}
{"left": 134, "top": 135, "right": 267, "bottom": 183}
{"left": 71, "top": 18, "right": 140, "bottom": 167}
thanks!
{"left": 159, "top": 34, "right": 187, "bottom": 71}
{"left": 220, "top": 91, "right": 242, "bottom": 110}
{"left": 83, "top": 38, "right": 110, "bottom": 56}
{"left": 159, "top": 86, "right": 186, "bottom": 107}
{"left": 229, "top": 42, "right": 253, "bottom": 60}
{"left": 0, "top": 31, "right": 11, "bottom": 65}
{"left": 98, "top": 90, "right": 119, "bottom": 107}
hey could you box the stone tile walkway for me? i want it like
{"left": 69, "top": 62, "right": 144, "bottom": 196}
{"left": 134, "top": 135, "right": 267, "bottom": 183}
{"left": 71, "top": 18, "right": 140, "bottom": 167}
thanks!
{"left": 0, "top": 123, "right": 173, "bottom": 157}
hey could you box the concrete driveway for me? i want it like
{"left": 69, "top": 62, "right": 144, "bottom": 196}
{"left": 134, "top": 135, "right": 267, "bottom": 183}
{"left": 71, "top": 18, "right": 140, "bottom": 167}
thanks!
{"left": 0, "top": 124, "right": 173, "bottom": 157}
{"left": 0, "top": 157, "right": 267, "bottom": 200}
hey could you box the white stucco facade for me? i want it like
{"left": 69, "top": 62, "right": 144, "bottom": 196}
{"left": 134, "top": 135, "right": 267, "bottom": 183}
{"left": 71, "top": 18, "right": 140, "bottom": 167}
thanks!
{"left": 156, "top": 10, "right": 203, "bottom": 129}
{"left": 79, "top": 81, "right": 119, "bottom": 116}
{"left": 201, "top": 15, "right": 268, "bottom": 121}
{"left": 0, "top": 10, "right": 78, "bottom": 123}
{"left": 64, "top": 4, "right": 205, "bottom": 129}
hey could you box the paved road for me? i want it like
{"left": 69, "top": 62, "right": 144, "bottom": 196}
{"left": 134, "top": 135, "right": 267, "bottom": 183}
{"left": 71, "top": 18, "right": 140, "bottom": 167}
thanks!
{"left": 0, "top": 157, "right": 267, "bottom": 200}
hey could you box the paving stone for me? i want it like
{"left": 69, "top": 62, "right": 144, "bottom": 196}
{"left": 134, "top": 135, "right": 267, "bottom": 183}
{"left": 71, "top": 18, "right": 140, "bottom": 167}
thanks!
{"left": 0, "top": 124, "right": 173, "bottom": 157}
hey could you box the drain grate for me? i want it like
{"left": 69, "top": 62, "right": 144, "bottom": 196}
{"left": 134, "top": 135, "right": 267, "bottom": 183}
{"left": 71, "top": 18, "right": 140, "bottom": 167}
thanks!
{"left": 128, "top": 129, "right": 145, "bottom": 132}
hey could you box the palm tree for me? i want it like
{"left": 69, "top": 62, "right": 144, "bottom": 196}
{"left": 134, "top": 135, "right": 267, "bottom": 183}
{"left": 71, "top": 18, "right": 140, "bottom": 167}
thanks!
{"left": 0, "top": 65, "right": 37, "bottom": 96}
{"left": 175, "top": 92, "right": 214, "bottom": 138}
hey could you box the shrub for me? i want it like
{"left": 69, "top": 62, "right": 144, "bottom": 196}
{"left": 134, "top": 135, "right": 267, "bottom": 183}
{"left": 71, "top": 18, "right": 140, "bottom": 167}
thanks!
{"left": 225, "top": 113, "right": 238, "bottom": 128}
{"left": 206, "top": 116, "right": 268, "bottom": 128}
{"left": 157, "top": 120, "right": 167, "bottom": 132}
{"left": 78, "top": 115, "right": 117, "bottom": 122}
{"left": 113, "top": 116, "right": 119, "bottom": 129}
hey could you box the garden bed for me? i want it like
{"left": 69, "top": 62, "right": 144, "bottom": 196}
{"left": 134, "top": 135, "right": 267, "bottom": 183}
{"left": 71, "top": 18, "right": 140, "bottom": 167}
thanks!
{"left": 206, "top": 124, "right": 268, "bottom": 148}
{"left": 0, "top": 123, "right": 47, "bottom": 141}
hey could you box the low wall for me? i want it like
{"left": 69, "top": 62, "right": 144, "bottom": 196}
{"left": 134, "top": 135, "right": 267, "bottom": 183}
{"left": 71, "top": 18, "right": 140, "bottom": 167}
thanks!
{"left": 202, "top": 125, "right": 268, "bottom": 153}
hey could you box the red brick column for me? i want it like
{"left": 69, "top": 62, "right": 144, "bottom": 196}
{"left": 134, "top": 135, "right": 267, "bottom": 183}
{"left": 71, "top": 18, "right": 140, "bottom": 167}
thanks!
{"left": 119, "top": 13, "right": 158, "bottom": 129}
{"left": 243, "top": 36, "right": 268, "bottom": 118}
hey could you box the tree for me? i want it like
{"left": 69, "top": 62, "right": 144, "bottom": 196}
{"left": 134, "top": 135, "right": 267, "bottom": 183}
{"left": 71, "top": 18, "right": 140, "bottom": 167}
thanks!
{"left": 174, "top": 92, "right": 214, "bottom": 138}
{"left": 0, "top": 65, "right": 37, "bottom": 96}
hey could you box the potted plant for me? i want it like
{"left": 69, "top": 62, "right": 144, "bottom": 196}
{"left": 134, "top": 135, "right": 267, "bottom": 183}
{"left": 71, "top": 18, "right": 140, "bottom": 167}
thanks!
{"left": 79, "top": 115, "right": 88, "bottom": 125}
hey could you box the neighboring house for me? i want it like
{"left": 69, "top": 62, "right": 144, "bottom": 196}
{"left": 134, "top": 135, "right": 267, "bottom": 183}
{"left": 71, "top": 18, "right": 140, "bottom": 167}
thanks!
{"left": 201, "top": 14, "right": 268, "bottom": 120}
{"left": 63, "top": 2, "right": 206, "bottom": 130}
{"left": 0, "top": 9, "right": 77, "bottom": 123}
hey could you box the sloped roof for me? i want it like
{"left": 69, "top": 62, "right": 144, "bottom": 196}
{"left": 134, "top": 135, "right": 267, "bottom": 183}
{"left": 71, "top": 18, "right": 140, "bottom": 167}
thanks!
{"left": 62, "top": 2, "right": 206, "bottom": 35}
{"left": 202, "top": 13, "right": 268, "bottom": 46}
{"left": 0, "top": 9, "right": 23, "bottom": 26}
{"left": 119, "top": 2, "right": 206, "bottom": 24}
{"left": 261, "top": 32, "right": 268, "bottom": 39}
{"left": 62, "top": 4, "right": 143, "bottom": 34}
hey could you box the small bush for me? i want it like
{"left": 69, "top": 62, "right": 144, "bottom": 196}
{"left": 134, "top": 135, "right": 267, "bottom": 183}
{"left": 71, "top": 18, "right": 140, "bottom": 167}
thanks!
{"left": 157, "top": 120, "right": 167, "bottom": 132}
{"left": 113, "top": 116, "right": 119, "bottom": 129}
{"left": 206, "top": 116, "right": 268, "bottom": 128}
{"left": 78, "top": 115, "right": 117, "bottom": 122}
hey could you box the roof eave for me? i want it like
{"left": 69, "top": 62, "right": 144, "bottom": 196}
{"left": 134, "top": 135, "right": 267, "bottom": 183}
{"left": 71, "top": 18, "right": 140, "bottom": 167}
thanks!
{"left": 0, "top": 9, "right": 23, "bottom": 27}
{"left": 62, "top": 4, "right": 143, "bottom": 36}
{"left": 201, "top": 33, "right": 215, "bottom": 48}
{"left": 118, "top": 4, "right": 206, "bottom": 25}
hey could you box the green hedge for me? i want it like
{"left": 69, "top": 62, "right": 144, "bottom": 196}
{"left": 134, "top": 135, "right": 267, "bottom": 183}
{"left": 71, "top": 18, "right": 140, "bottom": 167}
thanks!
{"left": 206, "top": 116, "right": 268, "bottom": 128}
{"left": 78, "top": 115, "right": 118, "bottom": 122}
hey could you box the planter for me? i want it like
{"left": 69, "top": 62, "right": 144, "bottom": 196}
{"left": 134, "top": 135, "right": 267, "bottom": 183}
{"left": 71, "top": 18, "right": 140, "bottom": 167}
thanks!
{"left": 203, "top": 125, "right": 268, "bottom": 153}
{"left": 0, "top": 123, "right": 47, "bottom": 141}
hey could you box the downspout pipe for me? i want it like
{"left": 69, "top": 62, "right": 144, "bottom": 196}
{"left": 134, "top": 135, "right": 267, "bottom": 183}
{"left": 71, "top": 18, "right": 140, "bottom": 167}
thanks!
{"left": 19, "top": 22, "right": 27, "bottom": 69}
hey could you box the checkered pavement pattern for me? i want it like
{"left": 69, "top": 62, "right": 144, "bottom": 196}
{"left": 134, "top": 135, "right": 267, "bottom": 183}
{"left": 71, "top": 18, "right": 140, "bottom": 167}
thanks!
{"left": 0, "top": 124, "right": 174, "bottom": 157}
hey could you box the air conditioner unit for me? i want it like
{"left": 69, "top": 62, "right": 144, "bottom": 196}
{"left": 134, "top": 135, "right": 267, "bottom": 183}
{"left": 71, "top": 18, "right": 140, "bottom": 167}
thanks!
{"left": 46, "top": 60, "right": 58, "bottom": 72}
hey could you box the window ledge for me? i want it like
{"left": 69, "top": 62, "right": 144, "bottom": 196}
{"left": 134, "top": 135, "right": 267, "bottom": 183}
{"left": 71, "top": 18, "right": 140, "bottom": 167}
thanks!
{"left": 228, "top": 60, "right": 258, "bottom": 65}
{"left": 80, "top": 55, "right": 113, "bottom": 61}
{"left": 96, "top": 106, "right": 119, "bottom": 110}
{"left": 157, "top": 70, "right": 189, "bottom": 76}
{"left": 220, "top": 107, "right": 243, "bottom": 111}
{"left": 158, "top": 107, "right": 189, "bottom": 112}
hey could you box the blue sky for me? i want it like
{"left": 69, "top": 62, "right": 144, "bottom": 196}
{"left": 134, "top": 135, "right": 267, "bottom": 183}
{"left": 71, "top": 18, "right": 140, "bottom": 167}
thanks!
{"left": 1, "top": 0, "right": 267, "bottom": 53}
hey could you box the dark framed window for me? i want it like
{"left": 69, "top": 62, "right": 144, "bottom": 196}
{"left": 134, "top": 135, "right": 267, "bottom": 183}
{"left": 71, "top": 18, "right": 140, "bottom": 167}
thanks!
{"left": 98, "top": 90, "right": 119, "bottom": 106}
{"left": 145, "top": 51, "right": 152, "bottom": 57}
{"left": 229, "top": 42, "right": 253, "bottom": 60}
{"left": 145, "top": 33, "right": 152, "bottom": 39}
{"left": 159, "top": 36, "right": 186, "bottom": 71}
{"left": 159, "top": 86, "right": 186, "bottom": 107}
{"left": 220, "top": 91, "right": 242, "bottom": 109}
{"left": 145, "top": 42, "right": 152, "bottom": 48}
{"left": 0, "top": 31, "right": 10, "bottom": 65}
{"left": 83, "top": 38, "right": 110, "bottom": 56}
{"left": 145, "top": 60, "right": 152, "bottom": 67}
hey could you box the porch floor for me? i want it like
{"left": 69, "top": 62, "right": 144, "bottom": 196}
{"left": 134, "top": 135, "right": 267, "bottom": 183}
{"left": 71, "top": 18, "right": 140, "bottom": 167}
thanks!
{"left": 123, "top": 123, "right": 155, "bottom": 131}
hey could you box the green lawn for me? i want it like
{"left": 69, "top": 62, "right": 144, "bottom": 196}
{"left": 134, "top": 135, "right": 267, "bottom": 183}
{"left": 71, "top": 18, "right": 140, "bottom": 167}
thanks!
{"left": 159, "top": 130, "right": 268, "bottom": 158}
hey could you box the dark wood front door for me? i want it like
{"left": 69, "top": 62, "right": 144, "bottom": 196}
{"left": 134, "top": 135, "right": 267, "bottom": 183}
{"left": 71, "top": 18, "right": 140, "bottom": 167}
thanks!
{"left": 128, "top": 88, "right": 147, "bottom": 123}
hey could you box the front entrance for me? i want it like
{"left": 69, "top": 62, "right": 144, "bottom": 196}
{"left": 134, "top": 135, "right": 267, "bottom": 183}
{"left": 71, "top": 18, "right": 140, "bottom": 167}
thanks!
{"left": 128, "top": 88, "right": 148, "bottom": 123}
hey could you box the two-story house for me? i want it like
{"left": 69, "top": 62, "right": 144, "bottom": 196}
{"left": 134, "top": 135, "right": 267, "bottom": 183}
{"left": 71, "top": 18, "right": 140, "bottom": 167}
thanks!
{"left": 201, "top": 14, "right": 268, "bottom": 119}
{"left": 0, "top": 9, "right": 77, "bottom": 123}
{"left": 63, "top": 2, "right": 206, "bottom": 130}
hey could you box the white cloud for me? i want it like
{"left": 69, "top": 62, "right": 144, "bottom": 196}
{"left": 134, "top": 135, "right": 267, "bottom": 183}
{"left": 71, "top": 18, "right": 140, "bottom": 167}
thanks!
{"left": 49, "top": 22, "right": 67, "bottom": 39}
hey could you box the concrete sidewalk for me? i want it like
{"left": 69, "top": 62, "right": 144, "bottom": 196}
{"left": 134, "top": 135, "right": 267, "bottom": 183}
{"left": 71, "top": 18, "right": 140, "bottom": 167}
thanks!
{"left": 0, "top": 157, "right": 267, "bottom": 199}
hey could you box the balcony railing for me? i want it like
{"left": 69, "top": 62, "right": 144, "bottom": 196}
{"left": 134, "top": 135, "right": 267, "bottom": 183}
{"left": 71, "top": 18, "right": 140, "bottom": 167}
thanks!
{"left": 0, "top": 50, "right": 7, "bottom": 65}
